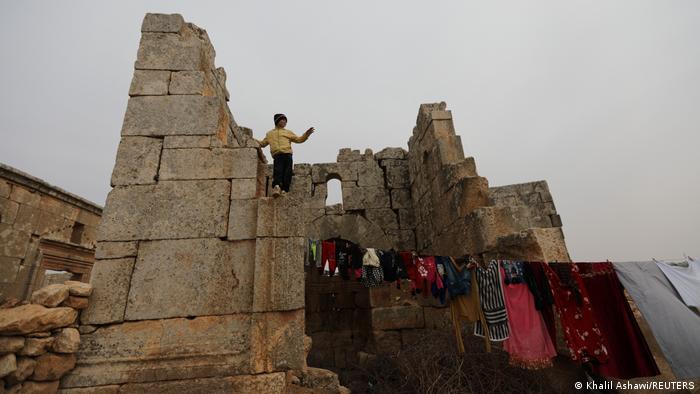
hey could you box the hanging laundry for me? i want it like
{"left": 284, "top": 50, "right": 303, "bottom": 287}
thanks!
{"left": 576, "top": 262, "right": 659, "bottom": 379}
{"left": 336, "top": 241, "right": 351, "bottom": 280}
{"left": 394, "top": 250, "right": 409, "bottom": 280}
{"left": 614, "top": 261, "right": 700, "bottom": 379}
{"left": 523, "top": 262, "right": 556, "bottom": 345}
{"left": 450, "top": 272, "right": 491, "bottom": 354}
{"left": 362, "top": 248, "right": 380, "bottom": 267}
{"left": 408, "top": 255, "right": 443, "bottom": 297}
{"left": 443, "top": 256, "right": 472, "bottom": 297}
{"left": 542, "top": 262, "right": 609, "bottom": 364}
{"left": 432, "top": 257, "right": 447, "bottom": 304}
{"left": 655, "top": 257, "right": 700, "bottom": 308}
{"left": 321, "top": 240, "right": 336, "bottom": 276}
{"left": 306, "top": 239, "right": 319, "bottom": 267}
{"left": 361, "top": 265, "right": 384, "bottom": 287}
{"left": 500, "top": 261, "right": 557, "bottom": 370}
{"left": 379, "top": 250, "right": 399, "bottom": 282}
{"left": 473, "top": 260, "right": 509, "bottom": 342}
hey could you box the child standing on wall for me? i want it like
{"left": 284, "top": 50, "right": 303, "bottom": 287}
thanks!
{"left": 256, "top": 114, "right": 315, "bottom": 197}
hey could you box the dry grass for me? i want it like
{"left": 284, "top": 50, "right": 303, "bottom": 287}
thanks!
{"left": 339, "top": 328, "right": 580, "bottom": 394}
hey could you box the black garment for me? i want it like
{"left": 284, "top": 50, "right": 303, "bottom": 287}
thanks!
{"left": 394, "top": 250, "right": 408, "bottom": 279}
{"left": 350, "top": 244, "right": 364, "bottom": 269}
{"left": 523, "top": 262, "right": 554, "bottom": 311}
{"left": 272, "top": 153, "right": 293, "bottom": 192}
{"left": 336, "top": 241, "right": 350, "bottom": 280}
{"left": 379, "top": 250, "right": 398, "bottom": 282}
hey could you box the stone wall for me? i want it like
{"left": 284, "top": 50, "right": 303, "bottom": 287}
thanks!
{"left": 0, "top": 281, "right": 92, "bottom": 393}
{"left": 0, "top": 163, "right": 102, "bottom": 303}
{"left": 58, "top": 14, "right": 345, "bottom": 393}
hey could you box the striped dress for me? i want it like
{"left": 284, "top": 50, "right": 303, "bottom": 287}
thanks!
{"left": 474, "top": 260, "right": 510, "bottom": 341}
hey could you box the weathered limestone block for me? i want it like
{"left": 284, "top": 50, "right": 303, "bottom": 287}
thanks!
{"left": 159, "top": 148, "right": 257, "bottom": 180}
{"left": 52, "top": 328, "right": 80, "bottom": 353}
{"left": 389, "top": 188, "right": 411, "bottom": 210}
{"left": 369, "top": 330, "right": 401, "bottom": 354}
{"left": 342, "top": 185, "right": 390, "bottom": 210}
{"left": 98, "top": 180, "right": 230, "bottom": 241}
{"left": 355, "top": 162, "right": 385, "bottom": 187}
{"left": 0, "top": 224, "right": 30, "bottom": 258}
{"left": 141, "top": 13, "right": 184, "bottom": 33}
{"left": 124, "top": 238, "right": 255, "bottom": 320}
{"left": 398, "top": 208, "right": 416, "bottom": 229}
{"left": 0, "top": 305, "right": 76, "bottom": 335}
{"left": 63, "top": 281, "right": 92, "bottom": 297}
{"left": 299, "top": 367, "right": 343, "bottom": 392}
{"left": 162, "top": 135, "right": 211, "bottom": 148}
{"left": 4, "top": 356, "right": 35, "bottom": 385}
{"left": 80, "top": 258, "right": 135, "bottom": 325}
{"left": 230, "top": 178, "right": 258, "bottom": 199}
{"left": 215, "top": 67, "right": 230, "bottom": 101}
{"left": 311, "top": 163, "right": 357, "bottom": 183}
{"left": 115, "top": 373, "right": 286, "bottom": 394}
{"left": 0, "top": 257, "right": 21, "bottom": 284}
{"left": 61, "top": 315, "right": 252, "bottom": 388}
{"left": 110, "top": 137, "right": 162, "bottom": 186}
{"left": 385, "top": 163, "right": 409, "bottom": 189}
{"left": 0, "top": 353, "right": 16, "bottom": 378}
{"left": 30, "top": 284, "right": 69, "bottom": 308}
{"left": 57, "top": 386, "right": 120, "bottom": 394}
{"left": 375, "top": 147, "right": 407, "bottom": 160}
{"left": 252, "top": 237, "right": 305, "bottom": 312}
{"left": 18, "top": 337, "right": 54, "bottom": 356}
{"left": 0, "top": 180, "right": 11, "bottom": 198}
{"left": 450, "top": 176, "right": 490, "bottom": 218}
{"left": 227, "top": 199, "right": 258, "bottom": 240}
{"left": 61, "top": 296, "right": 88, "bottom": 310}
{"left": 128, "top": 70, "right": 170, "bottom": 96}
{"left": 169, "top": 71, "right": 205, "bottom": 94}
{"left": 493, "top": 227, "right": 571, "bottom": 262}
{"left": 386, "top": 229, "right": 416, "bottom": 251}
{"left": 94, "top": 241, "right": 138, "bottom": 260}
{"left": 135, "top": 32, "right": 211, "bottom": 71}
{"left": 371, "top": 305, "right": 424, "bottom": 330}
{"left": 0, "top": 337, "right": 24, "bottom": 353}
{"left": 32, "top": 353, "right": 76, "bottom": 381}
{"left": 250, "top": 310, "right": 305, "bottom": 373}
{"left": 288, "top": 175, "right": 312, "bottom": 199}
{"left": 9, "top": 187, "right": 40, "bottom": 207}
{"left": 121, "top": 96, "right": 221, "bottom": 136}
{"left": 256, "top": 197, "right": 305, "bottom": 238}
{"left": 336, "top": 148, "right": 362, "bottom": 162}
{"left": 19, "top": 381, "right": 61, "bottom": 393}
{"left": 364, "top": 208, "right": 399, "bottom": 230}
{"left": 0, "top": 197, "right": 19, "bottom": 224}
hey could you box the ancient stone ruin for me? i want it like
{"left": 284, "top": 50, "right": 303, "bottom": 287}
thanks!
{"left": 53, "top": 13, "right": 569, "bottom": 392}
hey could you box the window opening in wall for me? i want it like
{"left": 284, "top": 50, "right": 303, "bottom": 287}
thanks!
{"left": 326, "top": 178, "right": 342, "bottom": 206}
{"left": 70, "top": 222, "right": 85, "bottom": 244}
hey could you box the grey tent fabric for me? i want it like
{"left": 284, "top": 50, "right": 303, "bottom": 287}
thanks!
{"left": 613, "top": 261, "right": 700, "bottom": 379}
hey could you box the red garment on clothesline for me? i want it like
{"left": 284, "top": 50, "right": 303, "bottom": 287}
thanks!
{"left": 321, "top": 240, "right": 336, "bottom": 274}
{"left": 541, "top": 262, "right": 609, "bottom": 364}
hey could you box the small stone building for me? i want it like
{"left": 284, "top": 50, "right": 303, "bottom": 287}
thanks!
{"left": 0, "top": 163, "right": 102, "bottom": 303}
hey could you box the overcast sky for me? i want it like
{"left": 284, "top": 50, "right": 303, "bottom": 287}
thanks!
{"left": 1, "top": 1, "right": 698, "bottom": 261}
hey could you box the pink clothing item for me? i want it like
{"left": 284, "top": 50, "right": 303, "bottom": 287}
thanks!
{"left": 501, "top": 266, "right": 557, "bottom": 369}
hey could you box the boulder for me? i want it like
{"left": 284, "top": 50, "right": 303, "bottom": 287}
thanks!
{"left": 0, "top": 336, "right": 24, "bottom": 353}
{"left": 51, "top": 328, "right": 80, "bottom": 353}
{"left": 30, "top": 284, "right": 69, "bottom": 308}
{"left": 0, "top": 353, "right": 16, "bottom": 378}
{"left": 32, "top": 353, "right": 76, "bottom": 381}
{"left": 0, "top": 305, "right": 76, "bottom": 335}
{"left": 18, "top": 337, "right": 54, "bottom": 357}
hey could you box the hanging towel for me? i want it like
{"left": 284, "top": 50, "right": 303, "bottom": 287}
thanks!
{"left": 362, "top": 248, "right": 380, "bottom": 267}
{"left": 655, "top": 257, "right": 700, "bottom": 308}
{"left": 450, "top": 272, "right": 491, "bottom": 354}
{"left": 473, "top": 260, "right": 510, "bottom": 342}
{"left": 613, "top": 261, "right": 700, "bottom": 379}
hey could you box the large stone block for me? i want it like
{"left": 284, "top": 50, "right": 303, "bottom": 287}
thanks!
{"left": 115, "top": 373, "right": 285, "bottom": 394}
{"left": 311, "top": 163, "right": 358, "bottom": 183}
{"left": 169, "top": 71, "right": 206, "bottom": 95}
{"left": 94, "top": 241, "right": 138, "bottom": 260}
{"left": 230, "top": 178, "right": 258, "bottom": 200}
{"left": 364, "top": 208, "right": 399, "bottom": 230}
{"left": 398, "top": 209, "right": 416, "bottom": 229}
{"left": 390, "top": 188, "right": 411, "bottom": 209}
{"left": 141, "top": 13, "right": 184, "bottom": 33}
{"left": 256, "top": 197, "right": 305, "bottom": 238}
{"left": 110, "top": 137, "right": 162, "bottom": 186}
{"left": 159, "top": 148, "right": 258, "bottom": 180}
{"left": 61, "top": 315, "right": 252, "bottom": 388}
{"left": 0, "top": 257, "right": 21, "bottom": 283}
{"left": 371, "top": 305, "right": 424, "bottom": 330}
{"left": 252, "top": 237, "right": 305, "bottom": 312}
{"left": 9, "top": 186, "right": 40, "bottom": 207}
{"left": 342, "top": 186, "right": 390, "bottom": 210}
{"left": 162, "top": 135, "right": 211, "bottom": 148}
{"left": 355, "top": 162, "right": 385, "bottom": 187}
{"left": 135, "top": 32, "right": 211, "bottom": 71}
{"left": 336, "top": 148, "right": 362, "bottom": 162}
{"left": 386, "top": 229, "right": 416, "bottom": 251}
{"left": 80, "top": 258, "right": 135, "bottom": 325}
{"left": 0, "top": 224, "right": 30, "bottom": 258}
{"left": 121, "top": 96, "right": 221, "bottom": 137}
{"left": 98, "top": 180, "right": 230, "bottom": 241}
{"left": 0, "top": 180, "right": 10, "bottom": 198}
{"left": 0, "top": 197, "right": 19, "bottom": 224}
{"left": 227, "top": 199, "right": 258, "bottom": 241}
{"left": 33, "top": 353, "right": 76, "bottom": 381}
{"left": 124, "top": 238, "right": 255, "bottom": 320}
{"left": 375, "top": 147, "right": 407, "bottom": 160}
{"left": 385, "top": 163, "right": 409, "bottom": 189}
{"left": 250, "top": 310, "right": 305, "bottom": 373}
{"left": 0, "top": 305, "right": 76, "bottom": 335}
{"left": 128, "top": 70, "right": 170, "bottom": 96}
